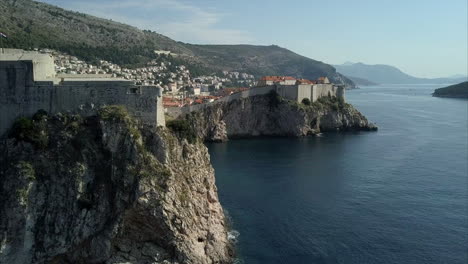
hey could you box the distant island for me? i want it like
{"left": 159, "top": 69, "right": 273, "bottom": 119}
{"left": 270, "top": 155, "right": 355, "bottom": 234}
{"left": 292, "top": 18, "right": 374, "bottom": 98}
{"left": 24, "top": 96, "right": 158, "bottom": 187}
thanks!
{"left": 334, "top": 62, "right": 466, "bottom": 84}
{"left": 433, "top": 82, "right": 468, "bottom": 98}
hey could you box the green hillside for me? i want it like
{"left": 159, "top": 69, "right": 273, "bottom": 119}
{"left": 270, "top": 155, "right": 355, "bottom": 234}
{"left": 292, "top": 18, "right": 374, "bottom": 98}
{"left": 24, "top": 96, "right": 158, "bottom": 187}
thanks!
{"left": 0, "top": 0, "right": 354, "bottom": 87}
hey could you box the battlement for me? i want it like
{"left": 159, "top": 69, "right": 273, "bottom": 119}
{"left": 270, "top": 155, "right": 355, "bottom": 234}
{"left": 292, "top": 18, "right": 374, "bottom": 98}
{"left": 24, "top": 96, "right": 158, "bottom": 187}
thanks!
{"left": 0, "top": 50, "right": 165, "bottom": 137}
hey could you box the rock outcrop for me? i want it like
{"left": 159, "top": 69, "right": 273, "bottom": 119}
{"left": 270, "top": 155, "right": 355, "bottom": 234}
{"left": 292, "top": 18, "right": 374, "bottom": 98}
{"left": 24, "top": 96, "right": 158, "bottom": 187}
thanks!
{"left": 0, "top": 106, "right": 233, "bottom": 264}
{"left": 180, "top": 93, "right": 377, "bottom": 142}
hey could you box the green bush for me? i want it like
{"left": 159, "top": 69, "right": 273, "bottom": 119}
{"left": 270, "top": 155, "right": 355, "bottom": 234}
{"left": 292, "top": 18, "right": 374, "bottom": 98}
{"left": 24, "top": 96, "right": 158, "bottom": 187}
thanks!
{"left": 98, "top": 105, "right": 142, "bottom": 140}
{"left": 10, "top": 117, "right": 34, "bottom": 139}
{"left": 9, "top": 114, "right": 49, "bottom": 149}
{"left": 98, "top": 105, "right": 129, "bottom": 122}
{"left": 32, "top": 109, "right": 48, "bottom": 121}
{"left": 17, "top": 161, "right": 36, "bottom": 181}
{"left": 166, "top": 119, "right": 197, "bottom": 144}
{"left": 301, "top": 98, "right": 311, "bottom": 106}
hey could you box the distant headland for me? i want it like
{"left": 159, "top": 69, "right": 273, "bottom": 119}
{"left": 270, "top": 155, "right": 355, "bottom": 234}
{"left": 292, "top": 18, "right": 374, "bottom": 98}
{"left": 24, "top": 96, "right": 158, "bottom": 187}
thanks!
{"left": 433, "top": 81, "right": 468, "bottom": 98}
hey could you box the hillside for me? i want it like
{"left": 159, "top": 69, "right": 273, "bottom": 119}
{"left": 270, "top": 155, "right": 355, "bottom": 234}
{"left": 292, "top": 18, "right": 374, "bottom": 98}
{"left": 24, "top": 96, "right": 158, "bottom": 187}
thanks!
{"left": 334, "top": 62, "right": 466, "bottom": 84}
{"left": 346, "top": 76, "right": 378, "bottom": 86}
{"left": 433, "top": 81, "right": 468, "bottom": 98}
{"left": 0, "top": 0, "right": 354, "bottom": 87}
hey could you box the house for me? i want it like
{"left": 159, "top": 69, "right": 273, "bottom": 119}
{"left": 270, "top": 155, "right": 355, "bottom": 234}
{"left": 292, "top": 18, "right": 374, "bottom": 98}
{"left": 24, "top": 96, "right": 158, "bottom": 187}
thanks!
{"left": 168, "top": 82, "right": 178, "bottom": 93}
{"left": 257, "top": 76, "right": 297, "bottom": 86}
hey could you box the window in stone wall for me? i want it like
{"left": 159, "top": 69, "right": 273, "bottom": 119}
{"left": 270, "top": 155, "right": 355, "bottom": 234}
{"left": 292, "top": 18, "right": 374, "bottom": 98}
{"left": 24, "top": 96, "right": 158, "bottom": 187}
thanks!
{"left": 128, "top": 87, "right": 141, "bottom": 94}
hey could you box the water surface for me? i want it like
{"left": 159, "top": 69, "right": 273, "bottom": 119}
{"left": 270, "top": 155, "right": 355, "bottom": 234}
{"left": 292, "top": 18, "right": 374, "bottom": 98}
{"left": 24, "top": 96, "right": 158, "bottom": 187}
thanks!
{"left": 208, "top": 84, "right": 468, "bottom": 264}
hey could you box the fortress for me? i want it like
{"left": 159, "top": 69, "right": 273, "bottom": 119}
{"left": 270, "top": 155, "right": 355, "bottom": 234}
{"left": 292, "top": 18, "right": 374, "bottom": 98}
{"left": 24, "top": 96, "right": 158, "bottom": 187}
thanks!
{"left": 0, "top": 49, "right": 165, "bottom": 137}
{"left": 166, "top": 76, "right": 345, "bottom": 118}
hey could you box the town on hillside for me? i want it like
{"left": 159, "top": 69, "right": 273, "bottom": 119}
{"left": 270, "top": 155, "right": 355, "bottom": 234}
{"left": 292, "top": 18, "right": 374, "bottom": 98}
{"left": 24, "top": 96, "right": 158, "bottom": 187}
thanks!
{"left": 13, "top": 48, "right": 342, "bottom": 108}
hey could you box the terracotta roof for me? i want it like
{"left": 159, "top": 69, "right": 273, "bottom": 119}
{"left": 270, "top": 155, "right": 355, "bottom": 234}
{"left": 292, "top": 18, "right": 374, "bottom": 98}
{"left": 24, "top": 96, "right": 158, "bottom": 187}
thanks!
{"left": 296, "top": 79, "right": 316, "bottom": 85}
{"left": 163, "top": 101, "right": 181, "bottom": 107}
{"left": 260, "top": 76, "right": 296, "bottom": 82}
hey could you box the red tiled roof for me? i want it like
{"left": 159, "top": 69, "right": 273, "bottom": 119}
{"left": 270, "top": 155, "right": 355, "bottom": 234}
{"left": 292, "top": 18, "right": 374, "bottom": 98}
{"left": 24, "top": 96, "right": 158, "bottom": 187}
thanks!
{"left": 260, "top": 76, "right": 296, "bottom": 82}
{"left": 163, "top": 101, "right": 181, "bottom": 107}
{"left": 296, "top": 79, "right": 316, "bottom": 84}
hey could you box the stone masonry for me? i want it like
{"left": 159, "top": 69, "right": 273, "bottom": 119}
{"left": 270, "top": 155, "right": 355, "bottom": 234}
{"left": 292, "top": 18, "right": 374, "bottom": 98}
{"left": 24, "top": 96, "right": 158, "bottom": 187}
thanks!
{"left": 0, "top": 49, "right": 165, "bottom": 137}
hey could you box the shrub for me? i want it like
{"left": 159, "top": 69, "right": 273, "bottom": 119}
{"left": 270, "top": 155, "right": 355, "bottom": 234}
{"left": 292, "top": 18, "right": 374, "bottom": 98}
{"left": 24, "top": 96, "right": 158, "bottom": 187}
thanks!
{"left": 166, "top": 119, "right": 197, "bottom": 144}
{"left": 17, "top": 161, "right": 36, "bottom": 181}
{"left": 32, "top": 109, "right": 48, "bottom": 121}
{"left": 9, "top": 115, "right": 49, "bottom": 149}
{"left": 337, "top": 97, "right": 345, "bottom": 108}
{"left": 10, "top": 117, "right": 34, "bottom": 139}
{"left": 301, "top": 98, "right": 311, "bottom": 106}
{"left": 98, "top": 105, "right": 142, "bottom": 140}
{"left": 98, "top": 105, "right": 129, "bottom": 122}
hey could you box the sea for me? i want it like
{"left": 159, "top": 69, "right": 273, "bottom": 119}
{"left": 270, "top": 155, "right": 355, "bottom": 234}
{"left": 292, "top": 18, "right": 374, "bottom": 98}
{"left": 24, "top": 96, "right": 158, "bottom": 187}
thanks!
{"left": 207, "top": 84, "right": 468, "bottom": 264}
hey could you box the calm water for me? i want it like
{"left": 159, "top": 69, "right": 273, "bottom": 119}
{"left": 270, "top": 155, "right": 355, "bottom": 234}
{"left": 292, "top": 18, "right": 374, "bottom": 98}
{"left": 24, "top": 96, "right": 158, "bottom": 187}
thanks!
{"left": 207, "top": 84, "right": 468, "bottom": 264}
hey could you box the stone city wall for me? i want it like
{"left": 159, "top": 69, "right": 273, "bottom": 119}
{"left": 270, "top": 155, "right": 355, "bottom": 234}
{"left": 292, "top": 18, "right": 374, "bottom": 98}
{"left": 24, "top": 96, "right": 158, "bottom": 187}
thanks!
{"left": 166, "top": 84, "right": 345, "bottom": 118}
{"left": 0, "top": 60, "right": 164, "bottom": 137}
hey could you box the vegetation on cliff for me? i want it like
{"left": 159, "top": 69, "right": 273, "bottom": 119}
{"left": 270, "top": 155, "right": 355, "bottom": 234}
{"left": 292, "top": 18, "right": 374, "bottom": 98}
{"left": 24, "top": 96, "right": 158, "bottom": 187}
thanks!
{"left": 178, "top": 94, "right": 377, "bottom": 142}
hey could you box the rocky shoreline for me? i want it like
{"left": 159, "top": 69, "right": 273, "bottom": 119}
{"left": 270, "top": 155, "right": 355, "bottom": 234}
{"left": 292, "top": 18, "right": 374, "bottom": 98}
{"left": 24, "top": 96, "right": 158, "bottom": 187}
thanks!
{"left": 175, "top": 93, "right": 377, "bottom": 142}
{"left": 0, "top": 95, "right": 377, "bottom": 264}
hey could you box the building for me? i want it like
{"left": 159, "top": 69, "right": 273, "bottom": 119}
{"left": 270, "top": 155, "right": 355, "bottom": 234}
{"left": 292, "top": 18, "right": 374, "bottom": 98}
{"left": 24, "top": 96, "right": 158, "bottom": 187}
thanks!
{"left": 256, "top": 76, "right": 344, "bottom": 103}
{"left": 257, "top": 76, "right": 297, "bottom": 86}
{"left": 0, "top": 49, "right": 165, "bottom": 137}
{"left": 193, "top": 87, "right": 201, "bottom": 95}
{"left": 168, "top": 82, "right": 178, "bottom": 93}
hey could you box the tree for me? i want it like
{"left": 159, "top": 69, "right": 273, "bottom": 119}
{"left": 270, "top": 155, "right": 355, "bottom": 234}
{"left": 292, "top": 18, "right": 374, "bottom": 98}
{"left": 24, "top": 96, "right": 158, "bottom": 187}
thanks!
{"left": 301, "top": 98, "right": 311, "bottom": 106}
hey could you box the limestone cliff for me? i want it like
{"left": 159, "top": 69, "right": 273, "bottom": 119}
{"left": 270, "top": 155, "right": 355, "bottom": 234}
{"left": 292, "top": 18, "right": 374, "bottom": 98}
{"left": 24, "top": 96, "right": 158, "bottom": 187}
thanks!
{"left": 178, "top": 93, "right": 377, "bottom": 142}
{"left": 0, "top": 107, "right": 233, "bottom": 264}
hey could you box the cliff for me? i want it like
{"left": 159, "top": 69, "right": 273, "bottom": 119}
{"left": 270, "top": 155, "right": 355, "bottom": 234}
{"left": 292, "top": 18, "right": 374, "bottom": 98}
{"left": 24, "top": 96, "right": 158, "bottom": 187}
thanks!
{"left": 0, "top": 106, "right": 233, "bottom": 264}
{"left": 175, "top": 93, "right": 377, "bottom": 142}
{"left": 433, "top": 81, "right": 468, "bottom": 98}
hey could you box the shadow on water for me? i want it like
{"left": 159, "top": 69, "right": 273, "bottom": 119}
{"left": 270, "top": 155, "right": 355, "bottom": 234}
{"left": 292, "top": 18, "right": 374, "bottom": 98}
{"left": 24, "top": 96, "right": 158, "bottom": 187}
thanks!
{"left": 207, "top": 84, "right": 468, "bottom": 264}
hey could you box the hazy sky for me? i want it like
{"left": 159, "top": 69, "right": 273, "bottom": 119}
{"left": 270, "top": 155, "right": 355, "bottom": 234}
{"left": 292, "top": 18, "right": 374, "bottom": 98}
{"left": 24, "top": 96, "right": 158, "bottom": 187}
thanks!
{"left": 38, "top": 0, "right": 467, "bottom": 78}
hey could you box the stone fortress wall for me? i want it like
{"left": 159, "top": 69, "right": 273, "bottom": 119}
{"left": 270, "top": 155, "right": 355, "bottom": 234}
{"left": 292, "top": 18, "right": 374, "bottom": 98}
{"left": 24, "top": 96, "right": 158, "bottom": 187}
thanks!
{"left": 0, "top": 49, "right": 164, "bottom": 137}
{"left": 166, "top": 83, "right": 345, "bottom": 118}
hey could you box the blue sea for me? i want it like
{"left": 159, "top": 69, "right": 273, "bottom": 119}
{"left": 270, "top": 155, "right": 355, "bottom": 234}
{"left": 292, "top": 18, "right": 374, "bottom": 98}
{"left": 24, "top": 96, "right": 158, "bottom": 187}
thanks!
{"left": 207, "top": 84, "right": 468, "bottom": 264}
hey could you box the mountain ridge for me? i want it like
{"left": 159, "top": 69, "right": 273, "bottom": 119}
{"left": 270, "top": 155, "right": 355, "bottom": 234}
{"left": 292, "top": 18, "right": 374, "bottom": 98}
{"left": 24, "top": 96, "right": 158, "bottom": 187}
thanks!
{"left": 334, "top": 62, "right": 466, "bottom": 84}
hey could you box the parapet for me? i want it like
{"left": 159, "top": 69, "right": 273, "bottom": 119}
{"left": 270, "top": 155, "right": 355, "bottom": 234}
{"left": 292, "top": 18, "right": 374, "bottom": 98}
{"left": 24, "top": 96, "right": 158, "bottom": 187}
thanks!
{"left": 0, "top": 48, "right": 56, "bottom": 81}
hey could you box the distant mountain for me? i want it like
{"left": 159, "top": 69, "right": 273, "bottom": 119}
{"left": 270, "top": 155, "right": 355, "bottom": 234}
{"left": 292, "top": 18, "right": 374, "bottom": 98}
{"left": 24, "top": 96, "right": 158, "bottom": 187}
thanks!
{"left": 447, "top": 74, "right": 468, "bottom": 79}
{"left": 345, "top": 76, "right": 378, "bottom": 86}
{"left": 334, "top": 62, "right": 466, "bottom": 84}
{"left": 433, "top": 82, "right": 468, "bottom": 98}
{"left": 0, "top": 0, "right": 355, "bottom": 88}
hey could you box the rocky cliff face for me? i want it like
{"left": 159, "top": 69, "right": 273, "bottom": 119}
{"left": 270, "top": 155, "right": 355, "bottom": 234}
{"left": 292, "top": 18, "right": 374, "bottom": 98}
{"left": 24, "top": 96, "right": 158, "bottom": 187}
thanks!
{"left": 181, "top": 94, "right": 377, "bottom": 142}
{"left": 0, "top": 107, "right": 233, "bottom": 264}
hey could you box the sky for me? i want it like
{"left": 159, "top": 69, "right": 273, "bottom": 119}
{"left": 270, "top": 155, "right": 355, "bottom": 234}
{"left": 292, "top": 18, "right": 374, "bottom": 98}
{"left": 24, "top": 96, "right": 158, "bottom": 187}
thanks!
{"left": 38, "top": 0, "right": 467, "bottom": 78}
